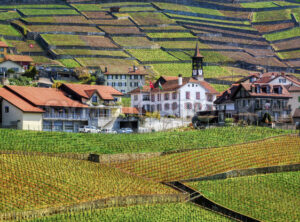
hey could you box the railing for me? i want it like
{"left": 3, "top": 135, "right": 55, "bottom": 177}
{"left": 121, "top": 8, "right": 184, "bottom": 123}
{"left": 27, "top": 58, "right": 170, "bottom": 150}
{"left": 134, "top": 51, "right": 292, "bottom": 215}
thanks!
{"left": 43, "top": 113, "right": 88, "bottom": 120}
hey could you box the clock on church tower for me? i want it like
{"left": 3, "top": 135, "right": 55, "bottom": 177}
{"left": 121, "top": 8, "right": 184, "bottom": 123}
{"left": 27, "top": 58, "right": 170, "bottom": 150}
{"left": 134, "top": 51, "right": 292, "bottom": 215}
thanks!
{"left": 192, "top": 43, "right": 204, "bottom": 81}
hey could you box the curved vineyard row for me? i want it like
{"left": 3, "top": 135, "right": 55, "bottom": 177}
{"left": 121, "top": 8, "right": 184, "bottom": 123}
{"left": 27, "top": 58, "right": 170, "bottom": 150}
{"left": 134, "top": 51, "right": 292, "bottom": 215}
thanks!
{"left": 114, "top": 135, "right": 300, "bottom": 182}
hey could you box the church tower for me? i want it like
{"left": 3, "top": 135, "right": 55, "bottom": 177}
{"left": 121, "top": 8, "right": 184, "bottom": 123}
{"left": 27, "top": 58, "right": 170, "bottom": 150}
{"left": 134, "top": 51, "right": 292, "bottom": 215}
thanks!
{"left": 192, "top": 43, "right": 204, "bottom": 81}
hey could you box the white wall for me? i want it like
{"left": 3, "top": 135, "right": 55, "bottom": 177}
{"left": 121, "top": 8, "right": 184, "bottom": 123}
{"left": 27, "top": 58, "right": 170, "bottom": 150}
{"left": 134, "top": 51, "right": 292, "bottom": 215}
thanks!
{"left": 0, "top": 60, "right": 25, "bottom": 77}
{"left": 22, "top": 113, "right": 43, "bottom": 131}
{"left": 288, "top": 91, "right": 300, "bottom": 116}
{"left": 269, "top": 77, "right": 300, "bottom": 87}
{"left": 2, "top": 100, "right": 42, "bottom": 130}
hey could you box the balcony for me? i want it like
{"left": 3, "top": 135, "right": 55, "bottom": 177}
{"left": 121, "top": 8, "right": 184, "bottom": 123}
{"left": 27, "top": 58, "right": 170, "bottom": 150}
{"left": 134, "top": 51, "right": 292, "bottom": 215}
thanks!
{"left": 43, "top": 113, "right": 88, "bottom": 121}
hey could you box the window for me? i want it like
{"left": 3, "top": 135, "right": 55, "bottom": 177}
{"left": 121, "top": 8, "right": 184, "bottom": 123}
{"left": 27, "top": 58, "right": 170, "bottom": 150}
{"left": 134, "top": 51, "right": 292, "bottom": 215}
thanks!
{"left": 151, "top": 94, "right": 155, "bottom": 102}
{"left": 143, "top": 95, "right": 150, "bottom": 101}
{"left": 130, "top": 82, "right": 132, "bottom": 87}
{"left": 164, "top": 103, "right": 170, "bottom": 111}
{"left": 172, "top": 92, "right": 177, "bottom": 100}
{"left": 118, "top": 82, "right": 122, "bottom": 87}
{"left": 112, "top": 82, "right": 116, "bottom": 86}
{"left": 134, "top": 82, "right": 138, "bottom": 87}
{"left": 0, "top": 48, "right": 4, "bottom": 52}
{"left": 140, "top": 75, "right": 143, "bottom": 80}
{"left": 164, "top": 93, "right": 169, "bottom": 100}
{"left": 43, "top": 121, "right": 52, "bottom": 131}
{"left": 4, "top": 106, "right": 9, "bottom": 113}
{"left": 134, "top": 95, "right": 138, "bottom": 101}
{"left": 107, "top": 75, "right": 112, "bottom": 80}
{"left": 186, "top": 91, "right": 190, "bottom": 100}
{"left": 157, "top": 104, "right": 162, "bottom": 111}
{"left": 134, "top": 75, "right": 139, "bottom": 80}
{"left": 298, "top": 96, "right": 300, "bottom": 102}
{"left": 185, "top": 102, "right": 192, "bottom": 110}
{"left": 115, "top": 75, "right": 118, "bottom": 79}
{"left": 207, "top": 94, "right": 213, "bottom": 102}
{"left": 121, "top": 75, "right": 126, "bottom": 79}
{"left": 157, "top": 94, "right": 161, "bottom": 101}
{"left": 172, "top": 102, "right": 178, "bottom": 110}
{"left": 123, "top": 82, "right": 126, "bottom": 87}
{"left": 194, "top": 103, "right": 202, "bottom": 111}
{"left": 151, "top": 105, "right": 155, "bottom": 112}
{"left": 92, "top": 95, "right": 98, "bottom": 103}
{"left": 206, "top": 105, "right": 213, "bottom": 111}
{"left": 196, "top": 92, "right": 200, "bottom": 100}
{"left": 121, "top": 90, "right": 125, "bottom": 93}
{"left": 107, "top": 82, "right": 111, "bottom": 86}
{"left": 279, "top": 79, "right": 286, "bottom": 83}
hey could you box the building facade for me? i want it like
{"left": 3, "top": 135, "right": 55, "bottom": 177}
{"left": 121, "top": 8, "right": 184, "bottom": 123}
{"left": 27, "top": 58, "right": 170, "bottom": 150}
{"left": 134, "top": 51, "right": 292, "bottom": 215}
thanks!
{"left": 129, "top": 45, "right": 218, "bottom": 118}
{"left": 231, "top": 83, "right": 292, "bottom": 122}
{"left": 0, "top": 84, "right": 126, "bottom": 132}
{"left": 102, "top": 65, "right": 147, "bottom": 94}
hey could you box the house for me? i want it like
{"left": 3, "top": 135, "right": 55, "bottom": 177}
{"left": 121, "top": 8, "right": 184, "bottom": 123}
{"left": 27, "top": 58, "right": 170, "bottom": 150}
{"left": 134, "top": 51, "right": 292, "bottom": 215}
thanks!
{"left": 4, "top": 54, "right": 33, "bottom": 71}
{"left": 231, "top": 83, "right": 292, "bottom": 122}
{"left": 129, "top": 44, "right": 218, "bottom": 118}
{"left": 214, "top": 84, "right": 239, "bottom": 123}
{"left": 0, "top": 41, "right": 8, "bottom": 62}
{"left": 0, "top": 83, "right": 133, "bottom": 132}
{"left": 236, "top": 72, "right": 300, "bottom": 116}
{"left": 286, "top": 85, "right": 300, "bottom": 116}
{"left": 0, "top": 60, "right": 25, "bottom": 78}
{"left": 293, "top": 108, "right": 300, "bottom": 127}
{"left": 102, "top": 65, "right": 148, "bottom": 94}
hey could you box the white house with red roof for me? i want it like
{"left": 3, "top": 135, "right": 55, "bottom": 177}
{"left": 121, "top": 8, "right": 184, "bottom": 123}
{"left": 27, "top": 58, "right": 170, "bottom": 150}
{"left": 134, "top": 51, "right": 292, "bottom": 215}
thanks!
{"left": 0, "top": 83, "right": 139, "bottom": 132}
{"left": 129, "top": 45, "right": 218, "bottom": 118}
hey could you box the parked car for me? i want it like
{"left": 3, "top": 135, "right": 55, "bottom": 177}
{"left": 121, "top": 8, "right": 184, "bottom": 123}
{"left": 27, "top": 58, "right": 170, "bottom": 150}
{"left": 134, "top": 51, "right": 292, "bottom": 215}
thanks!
{"left": 101, "top": 129, "right": 117, "bottom": 134}
{"left": 79, "top": 126, "right": 101, "bottom": 133}
{"left": 117, "top": 128, "right": 133, "bottom": 134}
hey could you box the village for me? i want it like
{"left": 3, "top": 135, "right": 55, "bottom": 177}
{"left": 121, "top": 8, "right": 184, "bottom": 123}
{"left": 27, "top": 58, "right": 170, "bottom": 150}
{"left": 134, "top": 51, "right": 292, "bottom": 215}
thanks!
{"left": 0, "top": 40, "right": 300, "bottom": 133}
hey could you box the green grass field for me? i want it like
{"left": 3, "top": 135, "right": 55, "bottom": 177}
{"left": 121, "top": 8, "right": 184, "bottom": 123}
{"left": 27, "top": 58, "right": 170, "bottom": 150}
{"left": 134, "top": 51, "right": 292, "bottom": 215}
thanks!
{"left": 277, "top": 50, "right": 300, "bottom": 60}
{"left": 76, "top": 57, "right": 137, "bottom": 67}
{"left": 0, "top": 11, "right": 21, "bottom": 21}
{"left": 127, "top": 49, "right": 179, "bottom": 62}
{"left": 26, "top": 203, "right": 233, "bottom": 222}
{"left": 18, "top": 9, "right": 79, "bottom": 16}
{"left": 252, "top": 9, "right": 291, "bottom": 23}
{"left": 112, "top": 37, "right": 158, "bottom": 48}
{"left": 53, "top": 49, "right": 129, "bottom": 57}
{"left": 188, "top": 171, "right": 300, "bottom": 222}
{"left": 264, "top": 27, "right": 300, "bottom": 41}
{"left": 58, "top": 59, "right": 81, "bottom": 68}
{"left": 0, "top": 24, "right": 22, "bottom": 37}
{"left": 0, "top": 127, "right": 291, "bottom": 154}
{"left": 147, "top": 32, "right": 196, "bottom": 39}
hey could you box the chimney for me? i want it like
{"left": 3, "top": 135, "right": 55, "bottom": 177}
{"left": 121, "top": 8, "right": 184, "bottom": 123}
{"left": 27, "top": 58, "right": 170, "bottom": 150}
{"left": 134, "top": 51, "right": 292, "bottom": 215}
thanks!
{"left": 271, "top": 73, "right": 275, "bottom": 79}
{"left": 133, "top": 65, "right": 138, "bottom": 72}
{"left": 178, "top": 74, "right": 182, "bottom": 86}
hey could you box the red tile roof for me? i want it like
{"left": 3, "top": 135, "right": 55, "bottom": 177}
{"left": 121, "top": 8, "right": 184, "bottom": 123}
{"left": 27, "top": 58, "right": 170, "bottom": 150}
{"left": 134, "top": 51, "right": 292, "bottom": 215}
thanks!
{"left": 5, "top": 85, "right": 87, "bottom": 108}
{"left": 129, "top": 77, "right": 218, "bottom": 94}
{"left": 0, "top": 88, "right": 44, "bottom": 113}
{"left": 122, "top": 107, "right": 139, "bottom": 114}
{"left": 5, "top": 54, "right": 33, "bottom": 63}
{"left": 102, "top": 65, "right": 148, "bottom": 75}
{"left": 0, "top": 41, "right": 8, "bottom": 48}
{"left": 240, "top": 83, "right": 291, "bottom": 98}
{"left": 287, "top": 85, "right": 300, "bottom": 92}
{"left": 63, "top": 83, "right": 123, "bottom": 100}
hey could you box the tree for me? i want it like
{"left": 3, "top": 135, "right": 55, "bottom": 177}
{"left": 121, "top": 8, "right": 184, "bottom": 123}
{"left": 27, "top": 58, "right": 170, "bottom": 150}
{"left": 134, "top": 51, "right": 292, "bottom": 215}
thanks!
{"left": 23, "top": 66, "right": 37, "bottom": 79}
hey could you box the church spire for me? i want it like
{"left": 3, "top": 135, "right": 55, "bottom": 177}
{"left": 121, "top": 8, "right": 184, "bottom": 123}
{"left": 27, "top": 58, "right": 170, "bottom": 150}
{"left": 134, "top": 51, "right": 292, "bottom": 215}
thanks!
{"left": 194, "top": 42, "right": 204, "bottom": 58}
{"left": 192, "top": 43, "right": 204, "bottom": 81}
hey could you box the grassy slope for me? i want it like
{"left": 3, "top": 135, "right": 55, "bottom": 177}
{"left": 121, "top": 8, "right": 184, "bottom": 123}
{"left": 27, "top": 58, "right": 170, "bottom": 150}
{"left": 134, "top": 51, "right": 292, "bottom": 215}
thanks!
{"left": 114, "top": 135, "right": 300, "bottom": 181}
{"left": 26, "top": 203, "right": 233, "bottom": 222}
{"left": 188, "top": 171, "right": 300, "bottom": 222}
{"left": 0, "top": 127, "right": 290, "bottom": 154}
{"left": 0, "top": 154, "right": 176, "bottom": 213}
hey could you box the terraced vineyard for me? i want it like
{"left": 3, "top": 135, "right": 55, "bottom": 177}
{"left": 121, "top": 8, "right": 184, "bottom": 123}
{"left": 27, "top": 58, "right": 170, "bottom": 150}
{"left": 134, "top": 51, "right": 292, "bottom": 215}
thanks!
{"left": 0, "top": 0, "right": 299, "bottom": 79}
{"left": 0, "top": 154, "right": 177, "bottom": 213}
{"left": 188, "top": 171, "right": 300, "bottom": 222}
{"left": 26, "top": 203, "right": 233, "bottom": 222}
{"left": 0, "top": 127, "right": 290, "bottom": 154}
{"left": 114, "top": 135, "right": 300, "bottom": 182}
